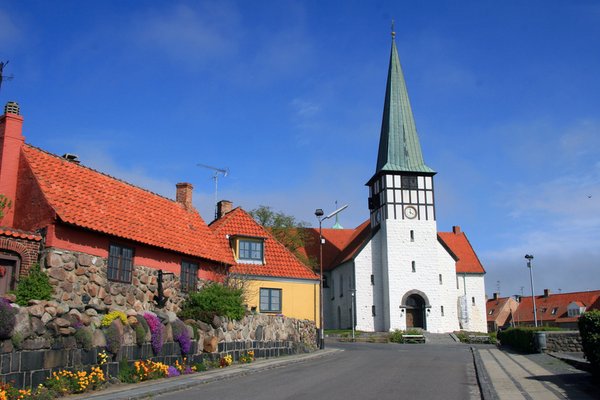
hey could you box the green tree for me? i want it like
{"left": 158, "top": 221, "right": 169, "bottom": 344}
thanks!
{"left": 249, "top": 205, "right": 317, "bottom": 269}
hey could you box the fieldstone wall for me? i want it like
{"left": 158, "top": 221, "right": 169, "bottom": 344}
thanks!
{"left": 42, "top": 248, "right": 185, "bottom": 313}
{"left": 544, "top": 331, "right": 583, "bottom": 352}
{"left": 1, "top": 300, "right": 317, "bottom": 389}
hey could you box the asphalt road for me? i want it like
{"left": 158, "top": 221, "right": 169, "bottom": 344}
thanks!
{"left": 153, "top": 342, "right": 480, "bottom": 400}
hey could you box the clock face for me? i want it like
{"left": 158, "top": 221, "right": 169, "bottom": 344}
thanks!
{"left": 404, "top": 206, "right": 417, "bottom": 219}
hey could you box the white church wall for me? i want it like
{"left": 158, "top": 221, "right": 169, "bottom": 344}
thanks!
{"left": 456, "top": 273, "right": 487, "bottom": 332}
{"left": 353, "top": 237, "right": 377, "bottom": 332}
{"left": 326, "top": 261, "right": 354, "bottom": 329}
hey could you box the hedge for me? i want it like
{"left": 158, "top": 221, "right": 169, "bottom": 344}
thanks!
{"left": 578, "top": 310, "right": 600, "bottom": 374}
{"left": 497, "top": 326, "right": 561, "bottom": 353}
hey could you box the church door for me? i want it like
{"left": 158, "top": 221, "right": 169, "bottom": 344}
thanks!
{"left": 405, "top": 294, "right": 425, "bottom": 329}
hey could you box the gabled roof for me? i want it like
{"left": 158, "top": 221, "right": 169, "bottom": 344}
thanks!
{"left": 486, "top": 296, "right": 518, "bottom": 323}
{"left": 438, "top": 228, "right": 485, "bottom": 274}
{"left": 513, "top": 290, "right": 600, "bottom": 324}
{"left": 373, "top": 35, "right": 434, "bottom": 177}
{"left": 21, "top": 145, "right": 230, "bottom": 264}
{"left": 209, "top": 208, "right": 319, "bottom": 280}
{"left": 299, "top": 221, "right": 485, "bottom": 275}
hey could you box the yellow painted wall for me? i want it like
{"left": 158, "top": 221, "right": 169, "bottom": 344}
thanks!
{"left": 244, "top": 279, "right": 320, "bottom": 327}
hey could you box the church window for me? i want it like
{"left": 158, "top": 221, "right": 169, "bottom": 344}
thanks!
{"left": 410, "top": 230, "right": 414, "bottom": 242}
{"left": 441, "top": 306, "right": 444, "bottom": 316}
{"left": 471, "top": 297, "right": 475, "bottom": 305}
{"left": 411, "top": 261, "right": 416, "bottom": 273}
{"left": 370, "top": 274, "right": 374, "bottom": 285}
{"left": 439, "top": 274, "right": 443, "bottom": 285}
{"left": 401, "top": 176, "right": 418, "bottom": 189}
{"left": 340, "top": 275, "right": 344, "bottom": 297}
{"left": 372, "top": 305, "right": 376, "bottom": 316}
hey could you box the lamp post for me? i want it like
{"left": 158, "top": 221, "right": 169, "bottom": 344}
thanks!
{"left": 315, "top": 204, "right": 348, "bottom": 349}
{"left": 525, "top": 254, "right": 538, "bottom": 327}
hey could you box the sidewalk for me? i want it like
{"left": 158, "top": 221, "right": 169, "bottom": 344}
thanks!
{"left": 472, "top": 346, "right": 598, "bottom": 400}
{"left": 68, "top": 349, "right": 341, "bottom": 400}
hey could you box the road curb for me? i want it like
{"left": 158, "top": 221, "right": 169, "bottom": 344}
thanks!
{"left": 67, "top": 349, "right": 341, "bottom": 400}
{"left": 470, "top": 346, "right": 498, "bottom": 400}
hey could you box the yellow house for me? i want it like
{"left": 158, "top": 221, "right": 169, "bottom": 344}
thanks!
{"left": 209, "top": 203, "right": 320, "bottom": 326}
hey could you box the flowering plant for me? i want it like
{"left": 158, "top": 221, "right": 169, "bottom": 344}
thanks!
{"left": 172, "top": 320, "right": 192, "bottom": 355}
{"left": 133, "top": 360, "right": 169, "bottom": 381}
{"left": 45, "top": 367, "right": 105, "bottom": 394}
{"left": 101, "top": 311, "right": 128, "bottom": 327}
{"left": 219, "top": 354, "right": 233, "bottom": 368}
{"left": 98, "top": 350, "right": 109, "bottom": 365}
{"left": 143, "top": 313, "right": 164, "bottom": 355}
{"left": 239, "top": 350, "right": 255, "bottom": 363}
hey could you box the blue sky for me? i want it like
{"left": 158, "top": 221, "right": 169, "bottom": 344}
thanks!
{"left": 2, "top": 0, "right": 599, "bottom": 299}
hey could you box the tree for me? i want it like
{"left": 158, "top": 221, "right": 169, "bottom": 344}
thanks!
{"left": 249, "top": 205, "right": 317, "bottom": 269}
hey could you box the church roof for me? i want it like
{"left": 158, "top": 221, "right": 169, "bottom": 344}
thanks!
{"left": 374, "top": 34, "right": 434, "bottom": 176}
{"left": 299, "top": 222, "right": 483, "bottom": 275}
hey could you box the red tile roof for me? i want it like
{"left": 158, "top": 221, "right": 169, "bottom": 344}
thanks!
{"left": 513, "top": 290, "right": 600, "bottom": 324}
{"left": 209, "top": 208, "right": 319, "bottom": 280}
{"left": 299, "top": 221, "right": 485, "bottom": 275}
{"left": 438, "top": 229, "right": 485, "bottom": 274}
{"left": 21, "top": 145, "right": 230, "bottom": 264}
{"left": 0, "top": 227, "right": 42, "bottom": 241}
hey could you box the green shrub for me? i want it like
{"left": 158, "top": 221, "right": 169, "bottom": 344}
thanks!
{"left": 75, "top": 327, "right": 93, "bottom": 351}
{"left": 118, "top": 359, "right": 136, "bottom": 383}
{"left": 178, "top": 283, "right": 245, "bottom": 323}
{"left": 497, "top": 326, "right": 561, "bottom": 353}
{"left": 578, "top": 310, "right": 600, "bottom": 373}
{"left": 14, "top": 263, "right": 53, "bottom": 306}
{"left": 134, "top": 324, "right": 146, "bottom": 346}
{"left": 389, "top": 330, "right": 403, "bottom": 343}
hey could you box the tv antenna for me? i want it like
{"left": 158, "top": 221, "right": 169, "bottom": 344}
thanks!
{"left": 197, "top": 163, "right": 229, "bottom": 220}
{"left": 0, "top": 61, "right": 14, "bottom": 94}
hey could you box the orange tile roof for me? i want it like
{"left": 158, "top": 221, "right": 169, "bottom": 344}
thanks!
{"left": 299, "top": 221, "right": 484, "bottom": 275}
{"left": 209, "top": 208, "right": 319, "bottom": 280}
{"left": 438, "top": 229, "right": 485, "bottom": 274}
{"left": 513, "top": 290, "right": 600, "bottom": 324}
{"left": 0, "top": 227, "right": 42, "bottom": 241}
{"left": 21, "top": 145, "right": 230, "bottom": 264}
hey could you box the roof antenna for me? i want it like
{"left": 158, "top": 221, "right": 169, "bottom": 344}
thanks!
{"left": 197, "top": 163, "right": 229, "bottom": 220}
{"left": 0, "top": 60, "right": 14, "bottom": 94}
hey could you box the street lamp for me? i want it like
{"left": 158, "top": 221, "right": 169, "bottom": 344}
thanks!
{"left": 315, "top": 204, "right": 348, "bottom": 349}
{"left": 525, "top": 254, "right": 538, "bottom": 327}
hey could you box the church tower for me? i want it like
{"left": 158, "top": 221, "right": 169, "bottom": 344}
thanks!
{"left": 367, "top": 29, "right": 458, "bottom": 333}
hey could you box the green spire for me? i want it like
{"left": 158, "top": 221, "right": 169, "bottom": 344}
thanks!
{"left": 375, "top": 32, "right": 434, "bottom": 174}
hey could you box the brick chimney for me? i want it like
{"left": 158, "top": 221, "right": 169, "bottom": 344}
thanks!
{"left": 493, "top": 292, "right": 499, "bottom": 300}
{"left": 175, "top": 182, "right": 193, "bottom": 210}
{"left": 543, "top": 289, "right": 551, "bottom": 298}
{"left": 452, "top": 226, "right": 461, "bottom": 234}
{"left": 0, "top": 102, "right": 25, "bottom": 227}
{"left": 216, "top": 200, "right": 233, "bottom": 219}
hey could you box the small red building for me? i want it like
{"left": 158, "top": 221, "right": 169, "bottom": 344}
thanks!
{"left": 0, "top": 102, "right": 231, "bottom": 312}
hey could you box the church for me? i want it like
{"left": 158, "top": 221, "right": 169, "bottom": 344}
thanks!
{"left": 301, "top": 33, "right": 487, "bottom": 333}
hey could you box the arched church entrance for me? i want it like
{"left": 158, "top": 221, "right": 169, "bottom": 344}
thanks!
{"left": 405, "top": 294, "right": 426, "bottom": 329}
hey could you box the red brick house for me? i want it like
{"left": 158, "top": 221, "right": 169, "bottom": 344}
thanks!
{"left": 0, "top": 102, "right": 231, "bottom": 311}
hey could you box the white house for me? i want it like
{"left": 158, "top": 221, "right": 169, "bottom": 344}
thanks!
{"left": 302, "top": 33, "right": 487, "bottom": 334}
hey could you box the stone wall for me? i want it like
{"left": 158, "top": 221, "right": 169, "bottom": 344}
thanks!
{"left": 1, "top": 300, "right": 316, "bottom": 389}
{"left": 42, "top": 248, "right": 185, "bottom": 313}
{"left": 544, "top": 331, "right": 583, "bottom": 352}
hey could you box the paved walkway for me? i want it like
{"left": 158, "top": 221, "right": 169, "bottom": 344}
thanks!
{"left": 473, "top": 347, "right": 598, "bottom": 400}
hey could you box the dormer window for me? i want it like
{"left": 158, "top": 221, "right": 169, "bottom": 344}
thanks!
{"left": 234, "top": 237, "right": 265, "bottom": 264}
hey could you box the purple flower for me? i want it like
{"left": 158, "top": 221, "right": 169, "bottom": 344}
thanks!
{"left": 167, "top": 366, "right": 180, "bottom": 377}
{"left": 174, "top": 328, "right": 192, "bottom": 355}
{"left": 143, "top": 313, "right": 164, "bottom": 355}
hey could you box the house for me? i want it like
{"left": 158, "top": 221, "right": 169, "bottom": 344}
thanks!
{"left": 299, "top": 33, "right": 487, "bottom": 333}
{"left": 512, "top": 289, "right": 600, "bottom": 329}
{"left": 486, "top": 293, "right": 519, "bottom": 332}
{"left": 209, "top": 201, "right": 320, "bottom": 324}
{"left": 0, "top": 101, "right": 231, "bottom": 312}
